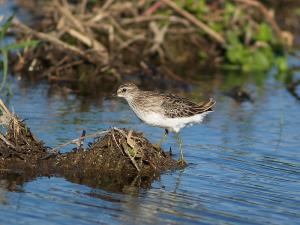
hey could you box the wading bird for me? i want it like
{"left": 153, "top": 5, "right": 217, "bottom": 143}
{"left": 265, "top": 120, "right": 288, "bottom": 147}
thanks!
{"left": 116, "top": 83, "right": 215, "bottom": 164}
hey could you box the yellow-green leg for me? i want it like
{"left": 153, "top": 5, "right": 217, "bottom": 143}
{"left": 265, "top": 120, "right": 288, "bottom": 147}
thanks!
{"left": 155, "top": 129, "right": 169, "bottom": 148}
{"left": 175, "top": 132, "right": 186, "bottom": 166}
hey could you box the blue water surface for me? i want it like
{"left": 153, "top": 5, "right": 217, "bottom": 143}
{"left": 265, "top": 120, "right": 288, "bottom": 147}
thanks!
{"left": 0, "top": 71, "right": 298, "bottom": 225}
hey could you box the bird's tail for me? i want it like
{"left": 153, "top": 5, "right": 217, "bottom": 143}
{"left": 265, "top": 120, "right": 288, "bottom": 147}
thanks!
{"left": 198, "top": 98, "right": 216, "bottom": 112}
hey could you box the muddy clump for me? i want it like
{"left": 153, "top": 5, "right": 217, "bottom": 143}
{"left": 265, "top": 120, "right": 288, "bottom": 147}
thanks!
{"left": 56, "top": 128, "right": 179, "bottom": 191}
{"left": 0, "top": 100, "right": 180, "bottom": 192}
{"left": 0, "top": 100, "right": 47, "bottom": 169}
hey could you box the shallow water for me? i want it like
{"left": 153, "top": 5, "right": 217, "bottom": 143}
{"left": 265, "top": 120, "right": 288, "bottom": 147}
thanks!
{"left": 1, "top": 2, "right": 300, "bottom": 225}
{"left": 0, "top": 68, "right": 299, "bottom": 225}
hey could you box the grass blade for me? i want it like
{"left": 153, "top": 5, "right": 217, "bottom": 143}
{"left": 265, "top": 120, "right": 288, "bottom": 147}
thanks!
{"left": 0, "top": 15, "right": 14, "bottom": 41}
{"left": 3, "top": 40, "right": 40, "bottom": 51}
{"left": 0, "top": 49, "right": 8, "bottom": 91}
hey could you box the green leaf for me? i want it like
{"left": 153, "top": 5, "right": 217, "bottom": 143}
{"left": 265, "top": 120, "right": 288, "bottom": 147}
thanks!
{"left": 255, "top": 23, "right": 273, "bottom": 42}
{"left": 275, "top": 56, "right": 288, "bottom": 72}
{"left": 0, "top": 15, "right": 14, "bottom": 41}
{"left": 226, "top": 30, "right": 241, "bottom": 45}
{"left": 2, "top": 40, "right": 40, "bottom": 51}
{"left": 242, "top": 50, "right": 270, "bottom": 72}
{"left": 225, "top": 2, "right": 235, "bottom": 13}
{"left": 226, "top": 43, "right": 246, "bottom": 64}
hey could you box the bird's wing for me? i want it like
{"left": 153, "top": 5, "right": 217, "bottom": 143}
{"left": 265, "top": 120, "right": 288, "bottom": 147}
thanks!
{"left": 161, "top": 94, "right": 216, "bottom": 118}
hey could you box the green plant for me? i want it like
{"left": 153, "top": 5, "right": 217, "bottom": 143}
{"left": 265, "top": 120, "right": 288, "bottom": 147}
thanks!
{"left": 176, "top": 1, "right": 288, "bottom": 72}
{"left": 0, "top": 15, "right": 39, "bottom": 92}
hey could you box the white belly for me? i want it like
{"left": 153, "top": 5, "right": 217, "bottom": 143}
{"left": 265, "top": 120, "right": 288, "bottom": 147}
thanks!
{"left": 136, "top": 111, "right": 210, "bottom": 133}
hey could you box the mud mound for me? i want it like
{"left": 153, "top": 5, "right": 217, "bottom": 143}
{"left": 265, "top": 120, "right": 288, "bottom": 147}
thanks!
{"left": 58, "top": 128, "right": 178, "bottom": 174}
{"left": 0, "top": 100, "right": 181, "bottom": 191}
{"left": 56, "top": 128, "right": 179, "bottom": 191}
{"left": 0, "top": 101, "right": 47, "bottom": 169}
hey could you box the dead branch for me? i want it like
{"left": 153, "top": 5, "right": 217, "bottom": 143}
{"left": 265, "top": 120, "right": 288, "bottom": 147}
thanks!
{"left": 234, "top": 0, "right": 293, "bottom": 44}
{"left": 50, "top": 130, "right": 109, "bottom": 152}
{"left": 161, "top": 0, "right": 226, "bottom": 45}
{"left": 10, "top": 0, "right": 289, "bottom": 86}
{"left": 13, "top": 20, "right": 84, "bottom": 59}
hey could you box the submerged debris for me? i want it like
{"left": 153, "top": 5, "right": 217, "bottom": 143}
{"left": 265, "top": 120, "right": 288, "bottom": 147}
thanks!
{"left": 0, "top": 99, "right": 180, "bottom": 192}
{"left": 287, "top": 79, "right": 300, "bottom": 101}
{"left": 224, "top": 86, "right": 253, "bottom": 103}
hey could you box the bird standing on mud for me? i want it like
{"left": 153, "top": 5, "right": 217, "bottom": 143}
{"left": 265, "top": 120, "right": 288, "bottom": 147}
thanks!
{"left": 116, "top": 83, "right": 216, "bottom": 164}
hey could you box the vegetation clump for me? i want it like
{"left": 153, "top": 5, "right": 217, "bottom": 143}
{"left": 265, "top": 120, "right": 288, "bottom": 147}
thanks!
{"left": 6, "top": 0, "right": 292, "bottom": 89}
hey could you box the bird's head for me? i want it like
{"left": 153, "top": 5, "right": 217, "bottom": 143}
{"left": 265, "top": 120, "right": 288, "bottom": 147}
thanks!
{"left": 116, "top": 83, "right": 139, "bottom": 100}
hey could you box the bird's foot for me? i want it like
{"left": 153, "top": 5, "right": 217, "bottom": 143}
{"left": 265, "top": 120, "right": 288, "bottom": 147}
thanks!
{"left": 177, "top": 158, "right": 187, "bottom": 168}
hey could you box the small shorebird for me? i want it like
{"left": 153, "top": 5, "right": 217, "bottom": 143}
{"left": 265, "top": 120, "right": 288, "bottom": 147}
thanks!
{"left": 116, "top": 83, "right": 216, "bottom": 164}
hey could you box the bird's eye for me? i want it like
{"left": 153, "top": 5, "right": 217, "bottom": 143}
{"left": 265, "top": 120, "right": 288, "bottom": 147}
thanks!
{"left": 122, "top": 88, "right": 126, "bottom": 92}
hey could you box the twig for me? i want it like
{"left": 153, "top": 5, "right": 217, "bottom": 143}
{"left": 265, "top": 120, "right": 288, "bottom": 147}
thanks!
{"left": 78, "top": 0, "right": 88, "bottom": 15}
{"left": 13, "top": 20, "right": 85, "bottom": 59}
{"left": 0, "top": 99, "right": 12, "bottom": 117}
{"left": 161, "top": 0, "right": 226, "bottom": 45}
{"left": 0, "top": 133, "right": 16, "bottom": 148}
{"left": 66, "top": 28, "right": 107, "bottom": 52}
{"left": 121, "top": 15, "right": 167, "bottom": 25}
{"left": 56, "top": 0, "right": 85, "bottom": 32}
{"left": 51, "top": 130, "right": 109, "bottom": 152}
{"left": 144, "top": 1, "right": 162, "bottom": 16}
{"left": 84, "top": 1, "right": 113, "bottom": 24}
{"left": 149, "top": 21, "right": 168, "bottom": 55}
{"left": 120, "top": 34, "right": 145, "bottom": 50}
{"left": 110, "top": 18, "right": 135, "bottom": 38}
{"left": 13, "top": 20, "right": 108, "bottom": 64}
{"left": 55, "top": 0, "right": 109, "bottom": 57}
{"left": 101, "top": 0, "right": 114, "bottom": 11}
{"left": 234, "top": 0, "right": 283, "bottom": 39}
{"left": 111, "top": 129, "right": 125, "bottom": 156}
{"left": 113, "top": 128, "right": 142, "bottom": 172}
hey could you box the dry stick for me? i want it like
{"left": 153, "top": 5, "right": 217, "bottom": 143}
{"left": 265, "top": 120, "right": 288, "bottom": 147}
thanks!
{"left": 110, "top": 18, "right": 135, "bottom": 38}
{"left": 144, "top": 1, "right": 162, "bottom": 16}
{"left": 120, "top": 34, "right": 145, "bottom": 50}
{"left": 234, "top": 0, "right": 283, "bottom": 39}
{"left": 87, "top": 0, "right": 113, "bottom": 23}
{"left": 0, "top": 133, "right": 16, "bottom": 148}
{"left": 0, "top": 99, "right": 11, "bottom": 117}
{"left": 55, "top": 0, "right": 109, "bottom": 57}
{"left": 101, "top": 0, "right": 115, "bottom": 11}
{"left": 114, "top": 128, "right": 141, "bottom": 172}
{"left": 66, "top": 28, "right": 106, "bottom": 52}
{"left": 56, "top": 0, "right": 85, "bottom": 32}
{"left": 160, "top": 0, "right": 226, "bottom": 45}
{"left": 14, "top": 20, "right": 108, "bottom": 64}
{"left": 78, "top": 0, "right": 88, "bottom": 15}
{"left": 111, "top": 129, "right": 125, "bottom": 156}
{"left": 121, "top": 15, "right": 167, "bottom": 25}
{"left": 13, "top": 20, "right": 86, "bottom": 59}
{"left": 51, "top": 130, "right": 109, "bottom": 152}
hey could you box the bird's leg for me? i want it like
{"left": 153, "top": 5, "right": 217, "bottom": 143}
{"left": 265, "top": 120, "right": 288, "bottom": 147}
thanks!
{"left": 156, "top": 129, "right": 169, "bottom": 148}
{"left": 175, "top": 132, "right": 186, "bottom": 166}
